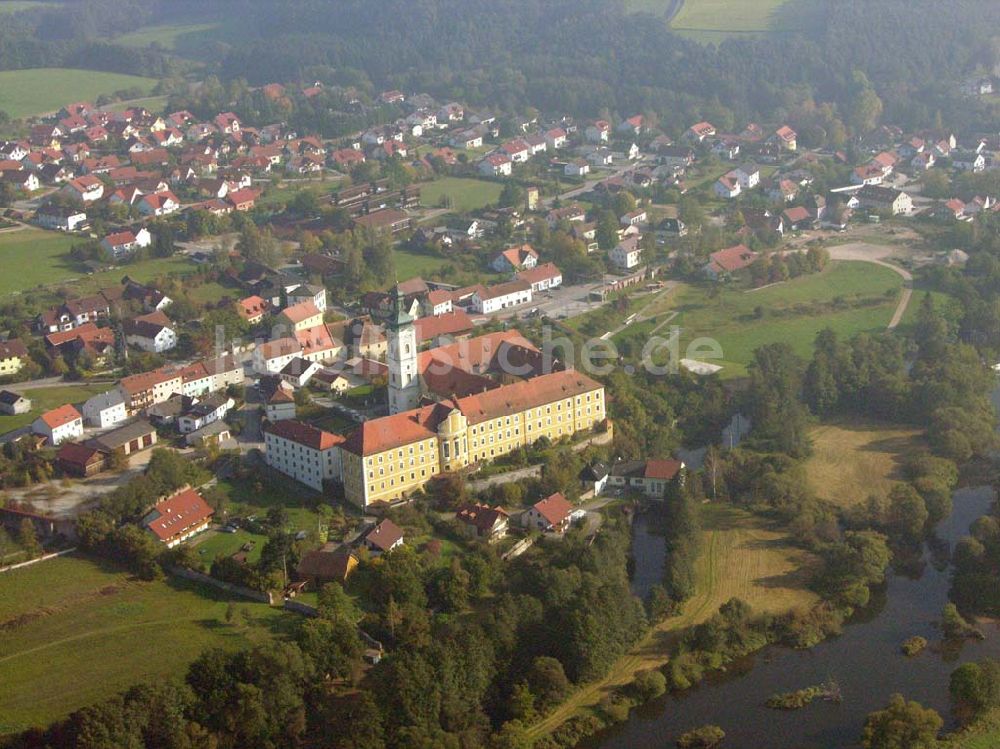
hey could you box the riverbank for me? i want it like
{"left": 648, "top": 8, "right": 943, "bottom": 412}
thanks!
{"left": 527, "top": 503, "right": 816, "bottom": 741}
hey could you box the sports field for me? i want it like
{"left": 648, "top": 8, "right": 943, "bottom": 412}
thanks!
{"left": 529, "top": 503, "right": 817, "bottom": 738}
{"left": 420, "top": 177, "right": 503, "bottom": 213}
{"left": 806, "top": 422, "right": 925, "bottom": 509}
{"left": 0, "top": 553, "right": 293, "bottom": 733}
{"left": 0, "top": 69, "right": 157, "bottom": 119}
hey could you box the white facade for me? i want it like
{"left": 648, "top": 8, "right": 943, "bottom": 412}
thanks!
{"left": 264, "top": 429, "right": 343, "bottom": 493}
{"left": 387, "top": 302, "right": 420, "bottom": 416}
{"left": 126, "top": 325, "right": 177, "bottom": 353}
{"left": 178, "top": 397, "right": 234, "bottom": 434}
{"left": 82, "top": 391, "right": 128, "bottom": 429}
{"left": 32, "top": 413, "right": 83, "bottom": 446}
{"left": 471, "top": 284, "right": 533, "bottom": 314}
{"left": 610, "top": 239, "right": 642, "bottom": 270}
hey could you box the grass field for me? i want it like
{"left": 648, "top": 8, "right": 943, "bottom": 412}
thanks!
{"left": 0, "top": 1, "right": 53, "bottom": 14}
{"left": 529, "top": 503, "right": 817, "bottom": 739}
{"left": 0, "top": 227, "right": 200, "bottom": 299}
{"left": 0, "top": 383, "right": 113, "bottom": 433}
{"left": 640, "top": 261, "right": 903, "bottom": 377}
{"left": 114, "top": 22, "right": 221, "bottom": 49}
{"left": 420, "top": 177, "right": 503, "bottom": 213}
{"left": 0, "top": 553, "right": 293, "bottom": 733}
{"left": 806, "top": 422, "right": 925, "bottom": 509}
{"left": 624, "top": 0, "right": 822, "bottom": 42}
{"left": 212, "top": 474, "right": 329, "bottom": 534}
{"left": 0, "top": 69, "right": 157, "bottom": 119}
{"left": 394, "top": 246, "right": 450, "bottom": 281}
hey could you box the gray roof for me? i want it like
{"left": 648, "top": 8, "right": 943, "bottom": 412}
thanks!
{"left": 85, "top": 390, "right": 124, "bottom": 410}
{"left": 0, "top": 389, "right": 27, "bottom": 405}
{"left": 89, "top": 418, "right": 155, "bottom": 451}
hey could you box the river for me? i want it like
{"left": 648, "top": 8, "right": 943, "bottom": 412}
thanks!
{"left": 589, "top": 486, "right": 1000, "bottom": 749}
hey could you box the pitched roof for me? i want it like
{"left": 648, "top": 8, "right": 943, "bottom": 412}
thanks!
{"left": 259, "top": 337, "right": 301, "bottom": 360}
{"left": 295, "top": 323, "right": 339, "bottom": 355}
{"left": 296, "top": 545, "right": 357, "bottom": 581}
{"left": 143, "top": 487, "right": 214, "bottom": 542}
{"left": 532, "top": 492, "right": 573, "bottom": 526}
{"left": 0, "top": 339, "right": 29, "bottom": 359}
{"left": 56, "top": 441, "right": 106, "bottom": 466}
{"left": 413, "top": 310, "right": 474, "bottom": 342}
{"left": 362, "top": 519, "right": 404, "bottom": 552}
{"left": 455, "top": 369, "right": 602, "bottom": 425}
{"left": 516, "top": 262, "right": 561, "bottom": 285}
{"left": 264, "top": 419, "right": 344, "bottom": 450}
{"left": 476, "top": 279, "right": 531, "bottom": 301}
{"left": 38, "top": 404, "right": 82, "bottom": 429}
{"left": 417, "top": 330, "right": 537, "bottom": 375}
{"left": 456, "top": 503, "right": 509, "bottom": 532}
{"left": 708, "top": 244, "right": 758, "bottom": 273}
{"left": 644, "top": 459, "right": 684, "bottom": 481}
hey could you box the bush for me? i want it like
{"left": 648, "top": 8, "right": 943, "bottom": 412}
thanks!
{"left": 631, "top": 669, "right": 667, "bottom": 702}
{"left": 900, "top": 636, "right": 927, "bottom": 656}
{"left": 677, "top": 724, "right": 726, "bottom": 748}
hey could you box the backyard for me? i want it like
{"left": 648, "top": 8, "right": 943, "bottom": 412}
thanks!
{"left": 419, "top": 177, "right": 503, "bottom": 213}
{"left": 0, "top": 383, "right": 114, "bottom": 434}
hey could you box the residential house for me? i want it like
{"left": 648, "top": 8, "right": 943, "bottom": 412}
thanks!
{"left": 138, "top": 190, "right": 180, "bottom": 216}
{"left": 455, "top": 503, "right": 509, "bottom": 542}
{"left": 32, "top": 404, "right": 84, "bottom": 446}
{"left": 0, "top": 170, "right": 40, "bottom": 192}
{"left": 685, "top": 121, "right": 716, "bottom": 142}
{"left": 733, "top": 163, "right": 761, "bottom": 189}
{"left": 470, "top": 280, "right": 533, "bottom": 314}
{"left": 118, "top": 369, "right": 183, "bottom": 414}
{"left": 564, "top": 158, "right": 590, "bottom": 177}
{"left": 856, "top": 185, "right": 913, "bottom": 216}
{"left": 296, "top": 543, "right": 359, "bottom": 586}
{"left": 479, "top": 153, "right": 512, "bottom": 177}
{"left": 953, "top": 149, "right": 986, "bottom": 173}
{"left": 424, "top": 289, "right": 454, "bottom": 316}
{"left": 237, "top": 295, "right": 270, "bottom": 325}
{"left": 517, "top": 262, "right": 563, "bottom": 292}
{"left": 265, "top": 381, "right": 297, "bottom": 422}
{"left": 125, "top": 311, "right": 177, "bottom": 353}
{"left": 178, "top": 394, "right": 234, "bottom": 434}
{"left": 286, "top": 284, "right": 327, "bottom": 312}
{"left": 491, "top": 244, "right": 539, "bottom": 273}
{"left": 608, "top": 458, "right": 685, "bottom": 498}
{"left": 771, "top": 125, "right": 798, "bottom": 151}
{"left": 62, "top": 174, "right": 104, "bottom": 202}
{"left": 620, "top": 209, "right": 647, "bottom": 227}
{"left": 585, "top": 120, "right": 611, "bottom": 143}
{"left": 413, "top": 310, "right": 475, "bottom": 345}
{"left": 782, "top": 205, "right": 815, "bottom": 231}
{"left": 610, "top": 236, "right": 642, "bottom": 270}
{"left": 35, "top": 204, "right": 88, "bottom": 232}
{"left": 82, "top": 390, "right": 128, "bottom": 428}
{"left": 361, "top": 519, "right": 405, "bottom": 555}
{"left": 100, "top": 228, "right": 151, "bottom": 259}
{"left": 253, "top": 337, "right": 302, "bottom": 374}
{"left": 143, "top": 487, "right": 214, "bottom": 547}
{"left": 279, "top": 357, "right": 322, "bottom": 389}
{"left": 714, "top": 173, "right": 742, "bottom": 199}
{"left": 278, "top": 300, "right": 324, "bottom": 333}
{"left": 522, "top": 492, "right": 574, "bottom": 533}
{"left": 704, "top": 244, "right": 759, "bottom": 279}
{"left": 0, "top": 339, "right": 28, "bottom": 377}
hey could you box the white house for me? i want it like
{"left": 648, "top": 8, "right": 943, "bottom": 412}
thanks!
{"left": 178, "top": 394, "right": 234, "bottom": 434}
{"left": 62, "top": 175, "right": 104, "bottom": 202}
{"left": 82, "top": 390, "right": 128, "bottom": 429}
{"left": 264, "top": 419, "right": 343, "bottom": 492}
{"left": 517, "top": 262, "right": 563, "bottom": 292}
{"left": 714, "top": 174, "right": 742, "bottom": 199}
{"left": 138, "top": 190, "right": 180, "bottom": 216}
{"left": 491, "top": 244, "right": 538, "bottom": 273}
{"left": 522, "top": 492, "right": 574, "bottom": 533}
{"left": 733, "top": 164, "right": 760, "bottom": 189}
{"left": 279, "top": 357, "right": 323, "bottom": 388}
{"left": 286, "top": 284, "right": 327, "bottom": 312}
{"left": 253, "top": 337, "right": 302, "bottom": 374}
{"left": 125, "top": 315, "right": 176, "bottom": 353}
{"left": 36, "top": 205, "right": 88, "bottom": 232}
{"left": 564, "top": 158, "right": 590, "bottom": 177}
{"left": 32, "top": 404, "right": 84, "bottom": 446}
{"left": 479, "top": 154, "right": 512, "bottom": 177}
{"left": 953, "top": 150, "right": 986, "bottom": 172}
{"left": 545, "top": 128, "right": 567, "bottom": 149}
{"left": 610, "top": 236, "right": 642, "bottom": 270}
{"left": 100, "top": 228, "right": 152, "bottom": 259}
{"left": 470, "top": 279, "right": 533, "bottom": 314}
{"left": 265, "top": 383, "right": 297, "bottom": 421}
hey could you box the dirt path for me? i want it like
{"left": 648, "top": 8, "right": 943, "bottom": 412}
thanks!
{"left": 826, "top": 243, "right": 913, "bottom": 330}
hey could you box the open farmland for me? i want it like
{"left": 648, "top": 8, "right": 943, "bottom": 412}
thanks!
{"left": 624, "top": 0, "right": 823, "bottom": 42}
{"left": 0, "top": 553, "right": 294, "bottom": 733}
{"left": 0, "top": 68, "right": 157, "bottom": 119}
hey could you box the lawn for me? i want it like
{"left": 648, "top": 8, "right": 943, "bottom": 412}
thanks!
{"left": 0, "top": 69, "right": 157, "bottom": 119}
{"left": 806, "top": 422, "right": 925, "bottom": 509}
{"left": 0, "top": 229, "right": 201, "bottom": 300}
{"left": 654, "top": 261, "right": 903, "bottom": 377}
{"left": 0, "top": 553, "right": 293, "bottom": 733}
{"left": 0, "top": 229, "right": 78, "bottom": 297}
{"left": 113, "top": 22, "right": 222, "bottom": 49}
{"left": 0, "top": 383, "right": 113, "bottom": 434}
{"left": 393, "top": 246, "right": 450, "bottom": 282}
{"left": 212, "top": 474, "right": 328, "bottom": 535}
{"left": 193, "top": 528, "right": 269, "bottom": 566}
{"left": 529, "top": 502, "right": 817, "bottom": 739}
{"left": 419, "top": 177, "right": 503, "bottom": 213}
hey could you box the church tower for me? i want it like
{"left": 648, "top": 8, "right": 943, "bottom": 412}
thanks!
{"left": 387, "top": 286, "right": 420, "bottom": 414}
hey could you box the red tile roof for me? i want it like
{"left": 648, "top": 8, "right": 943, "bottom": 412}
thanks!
{"left": 264, "top": 419, "right": 344, "bottom": 450}
{"left": 709, "top": 244, "right": 758, "bottom": 273}
{"left": 644, "top": 459, "right": 684, "bottom": 481}
{"left": 144, "top": 487, "right": 214, "bottom": 542}
{"left": 39, "top": 404, "right": 81, "bottom": 429}
{"left": 413, "top": 310, "right": 474, "bottom": 342}
{"left": 516, "top": 262, "right": 562, "bottom": 286}
{"left": 281, "top": 300, "right": 321, "bottom": 324}
{"left": 533, "top": 492, "right": 573, "bottom": 527}
{"left": 362, "top": 518, "right": 404, "bottom": 552}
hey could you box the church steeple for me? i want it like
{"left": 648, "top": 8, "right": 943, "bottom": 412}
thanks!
{"left": 386, "top": 284, "right": 420, "bottom": 414}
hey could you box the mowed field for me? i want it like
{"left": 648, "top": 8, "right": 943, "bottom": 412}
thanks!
{"left": 624, "top": 0, "right": 822, "bottom": 41}
{"left": 806, "top": 422, "right": 925, "bottom": 508}
{"left": 113, "top": 22, "right": 222, "bottom": 49}
{"left": 0, "top": 69, "right": 157, "bottom": 119}
{"left": 530, "top": 503, "right": 818, "bottom": 738}
{"left": 641, "top": 261, "right": 904, "bottom": 378}
{"left": 0, "top": 227, "right": 200, "bottom": 299}
{"left": 420, "top": 177, "right": 503, "bottom": 213}
{"left": 0, "top": 553, "right": 293, "bottom": 734}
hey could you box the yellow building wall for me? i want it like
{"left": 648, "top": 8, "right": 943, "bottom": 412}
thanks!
{"left": 0, "top": 356, "right": 23, "bottom": 376}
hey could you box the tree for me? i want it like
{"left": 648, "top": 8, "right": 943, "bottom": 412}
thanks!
{"left": 861, "top": 693, "right": 941, "bottom": 749}
{"left": 297, "top": 617, "right": 362, "bottom": 679}
{"left": 17, "top": 518, "right": 41, "bottom": 559}
{"left": 527, "top": 656, "right": 569, "bottom": 711}
{"left": 596, "top": 210, "right": 620, "bottom": 251}
{"left": 886, "top": 484, "right": 929, "bottom": 541}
